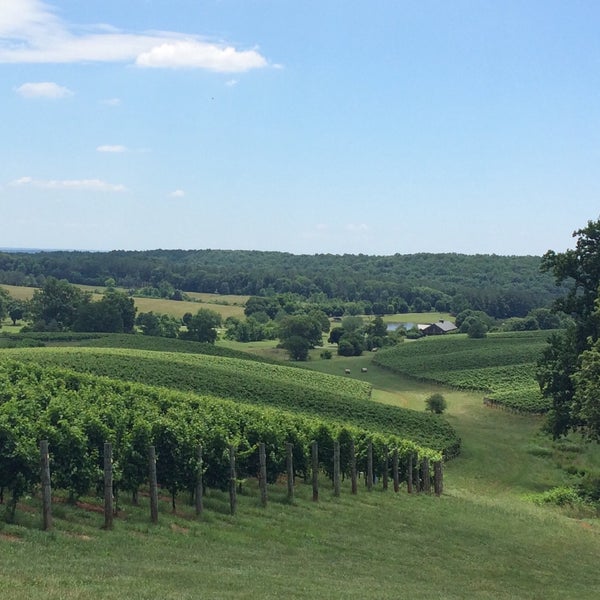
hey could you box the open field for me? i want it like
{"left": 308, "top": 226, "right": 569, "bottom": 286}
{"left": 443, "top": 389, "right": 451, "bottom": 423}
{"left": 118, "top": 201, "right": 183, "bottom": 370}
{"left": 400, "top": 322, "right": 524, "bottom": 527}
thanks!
{"left": 0, "top": 284, "right": 246, "bottom": 321}
{"left": 380, "top": 311, "right": 453, "bottom": 324}
{"left": 132, "top": 296, "right": 244, "bottom": 319}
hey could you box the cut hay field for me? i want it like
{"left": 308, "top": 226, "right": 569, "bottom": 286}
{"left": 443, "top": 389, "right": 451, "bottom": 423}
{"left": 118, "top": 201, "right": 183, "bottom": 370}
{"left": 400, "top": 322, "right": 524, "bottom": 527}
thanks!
{"left": 0, "top": 284, "right": 246, "bottom": 320}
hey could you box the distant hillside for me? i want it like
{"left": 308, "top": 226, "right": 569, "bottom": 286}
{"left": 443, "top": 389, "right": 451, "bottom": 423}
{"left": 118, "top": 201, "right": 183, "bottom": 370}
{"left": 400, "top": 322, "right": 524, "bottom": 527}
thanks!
{"left": 0, "top": 249, "right": 564, "bottom": 317}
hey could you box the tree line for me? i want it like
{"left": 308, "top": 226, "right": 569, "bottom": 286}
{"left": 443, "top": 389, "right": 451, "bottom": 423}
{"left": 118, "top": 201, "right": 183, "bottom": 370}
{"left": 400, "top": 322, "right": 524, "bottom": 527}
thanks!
{"left": 0, "top": 249, "right": 564, "bottom": 318}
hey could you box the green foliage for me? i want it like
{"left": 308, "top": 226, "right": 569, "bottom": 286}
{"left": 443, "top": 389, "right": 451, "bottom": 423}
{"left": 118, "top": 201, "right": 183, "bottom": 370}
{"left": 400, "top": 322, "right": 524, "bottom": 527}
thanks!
{"left": 0, "top": 250, "right": 563, "bottom": 319}
{"left": 7, "top": 300, "right": 25, "bottom": 325}
{"left": 529, "top": 486, "right": 582, "bottom": 507}
{"left": 282, "top": 335, "right": 311, "bottom": 361}
{"left": 461, "top": 316, "right": 488, "bottom": 338}
{"left": 337, "top": 332, "right": 365, "bottom": 356}
{"left": 3, "top": 346, "right": 459, "bottom": 456}
{"left": 278, "top": 314, "right": 324, "bottom": 361}
{"left": 425, "top": 393, "right": 447, "bottom": 414}
{"left": 72, "top": 289, "right": 137, "bottom": 333}
{"left": 0, "top": 286, "right": 11, "bottom": 323}
{"left": 0, "top": 359, "right": 439, "bottom": 511}
{"left": 179, "top": 308, "right": 222, "bottom": 343}
{"left": 374, "top": 331, "right": 552, "bottom": 413}
{"left": 538, "top": 218, "right": 600, "bottom": 438}
{"left": 224, "top": 316, "right": 277, "bottom": 342}
{"left": 29, "top": 277, "right": 88, "bottom": 331}
{"left": 136, "top": 311, "right": 181, "bottom": 338}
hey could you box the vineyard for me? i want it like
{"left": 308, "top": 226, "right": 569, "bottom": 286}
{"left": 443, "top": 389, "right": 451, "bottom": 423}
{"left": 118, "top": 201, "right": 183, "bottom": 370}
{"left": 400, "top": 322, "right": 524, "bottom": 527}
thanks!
{"left": 373, "top": 331, "right": 552, "bottom": 413}
{"left": 0, "top": 359, "right": 439, "bottom": 519}
{"left": 1, "top": 346, "right": 460, "bottom": 456}
{"left": 0, "top": 331, "right": 273, "bottom": 362}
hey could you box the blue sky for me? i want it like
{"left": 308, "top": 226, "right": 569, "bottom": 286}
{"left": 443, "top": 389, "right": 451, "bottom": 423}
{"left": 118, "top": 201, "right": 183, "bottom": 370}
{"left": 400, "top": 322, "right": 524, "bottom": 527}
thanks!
{"left": 1, "top": 0, "right": 599, "bottom": 256}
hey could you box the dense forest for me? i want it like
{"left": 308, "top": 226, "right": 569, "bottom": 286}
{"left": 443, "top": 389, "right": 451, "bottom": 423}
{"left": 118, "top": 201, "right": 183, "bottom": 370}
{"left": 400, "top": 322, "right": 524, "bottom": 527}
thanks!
{"left": 0, "top": 249, "right": 564, "bottom": 318}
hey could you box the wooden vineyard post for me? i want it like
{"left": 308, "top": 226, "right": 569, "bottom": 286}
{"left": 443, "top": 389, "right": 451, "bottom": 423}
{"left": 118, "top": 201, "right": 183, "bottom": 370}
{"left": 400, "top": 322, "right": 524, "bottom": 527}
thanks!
{"left": 259, "top": 442, "right": 268, "bottom": 508}
{"left": 333, "top": 440, "right": 341, "bottom": 497}
{"left": 366, "top": 441, "right": 373, "bottom": 492}
{"left": 350, "top": 438, "right": 357, "bottom": 495}
{"left": 407, "top": 453, "right": 414, "bottom": 494}
{"left": 229, "top": 445, "right": 237, "bottom": 515}
{"left": 434, "top": 460, "right": 444, "bottom": 496}
{"left": 195, "top": 445, "right": 203, "bottom": 517}
{"left": 103, "top": 442, "right": 114, "bottom": 530}
{"left": 392, "top": 448, "right": 400, "bottom": 493}
{"left": 422, "top": 457, "right": 431, "bottom": 494}
{"left": 311, "top": 441, "right": 319, "bottom": 502}
{"left": 383, "top": 445, "right": 389, "bottom": 491}
{"left": 148, "top": 445, "right": 159, "bottom": 524}
{"left": 286, "top": 443, "right": 294, "bottom": 502}
{"left": 413, "top": 454, "right": 420, "bottom": 493}
{"left": 40, "top": 440, "right": 52, "bottom": 531}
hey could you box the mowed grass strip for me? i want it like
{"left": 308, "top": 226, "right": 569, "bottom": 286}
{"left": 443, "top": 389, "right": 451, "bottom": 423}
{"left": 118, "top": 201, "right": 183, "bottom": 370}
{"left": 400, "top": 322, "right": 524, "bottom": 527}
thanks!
{"left": 1, "top": 472, "right": 599, "bottom": 600}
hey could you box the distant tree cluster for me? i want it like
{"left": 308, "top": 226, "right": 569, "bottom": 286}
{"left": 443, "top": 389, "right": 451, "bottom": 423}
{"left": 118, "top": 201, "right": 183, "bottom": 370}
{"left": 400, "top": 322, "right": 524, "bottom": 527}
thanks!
{"left": 7, "top": 277, "right": 222, "bottom": 344}
{"left": 24, "top": 278, "right": 136, "bottom": 333}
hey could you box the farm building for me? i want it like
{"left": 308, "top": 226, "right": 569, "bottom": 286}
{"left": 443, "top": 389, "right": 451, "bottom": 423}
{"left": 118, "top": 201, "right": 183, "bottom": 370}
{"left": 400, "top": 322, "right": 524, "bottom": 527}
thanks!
{"left": 421, "top": 320, "right": 458, "bottom": 335}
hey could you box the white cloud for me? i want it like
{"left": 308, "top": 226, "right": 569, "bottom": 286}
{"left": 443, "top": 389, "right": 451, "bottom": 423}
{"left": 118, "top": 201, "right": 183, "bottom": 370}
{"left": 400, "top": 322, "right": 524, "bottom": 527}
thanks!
{"left": 136, "top": 41, "right": 266, "bottom": 71}
{"left": 101, "top": 98, "right": 121, "bottom": 107}
{"left": 169, "top": 189, "right": 186, "bottom": 198}
{"left": 226, "top": 79, "right": 238, "bottom": 87}
{"left": 16, "top": 81, "right": 73, "bottom": 99}
{"left": 346, "top": 223, "right": 370, "bottom": 233}
{"left": 97, "top": 145, "right": 127, "bottom": 153}
{"left": 10, "top": 176, "right": 126, "bottom": 192}
{"left": 0, "top": 0, "right": 269, "bottom": 72}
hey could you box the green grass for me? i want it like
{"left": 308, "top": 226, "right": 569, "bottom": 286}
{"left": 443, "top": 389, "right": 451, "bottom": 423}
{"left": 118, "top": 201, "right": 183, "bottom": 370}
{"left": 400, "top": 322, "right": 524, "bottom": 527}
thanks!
{"left": 2, "top": 462, "right": 599, "bottom": 599}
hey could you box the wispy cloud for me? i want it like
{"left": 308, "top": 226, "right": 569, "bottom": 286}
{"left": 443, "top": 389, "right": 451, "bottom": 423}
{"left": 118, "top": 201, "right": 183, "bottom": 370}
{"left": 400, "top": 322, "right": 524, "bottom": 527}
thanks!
{"left": 0, "top": 0, "right": 269, "bottom": 72}
{"left": 101, "top": 98, "right": 121, "bottom": 107}
{"left": 169, "top": 189, "right": 186, "bottom": 198}
{"left": 97, "top": 145, "right": 127, "bottom": 153}
{"left": 15, "top": 81, "right": 73, "bottom": 99}
{"left": 346, "top": 223, "right": 370, "bottom": 233}
{"left": 11, "top": 176, "right": 126, "bottom": 192}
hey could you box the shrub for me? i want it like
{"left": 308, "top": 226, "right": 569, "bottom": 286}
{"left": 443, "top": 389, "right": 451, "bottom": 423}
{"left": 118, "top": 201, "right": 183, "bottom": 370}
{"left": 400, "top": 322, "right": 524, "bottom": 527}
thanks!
{"left": 425, "top": 393, "right": 447, "bottom": 414}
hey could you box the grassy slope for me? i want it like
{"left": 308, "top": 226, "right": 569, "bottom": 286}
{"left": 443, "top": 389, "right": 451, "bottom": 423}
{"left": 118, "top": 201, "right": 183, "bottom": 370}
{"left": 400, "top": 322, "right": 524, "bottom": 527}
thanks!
{"left": 2, "top": 341, "right": 600, "bottom": 598}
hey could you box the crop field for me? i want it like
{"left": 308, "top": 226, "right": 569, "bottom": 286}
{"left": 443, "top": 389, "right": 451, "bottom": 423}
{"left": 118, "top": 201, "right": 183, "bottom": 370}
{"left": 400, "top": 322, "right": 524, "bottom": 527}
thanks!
{"left": 0, "top": 359, "right": 436, "bottom": 512}
{"left": 2, "top": 346, "right": 459, "bottom": 456}
{"left": 373, "top": 331, "right": 552, "bottom": 412}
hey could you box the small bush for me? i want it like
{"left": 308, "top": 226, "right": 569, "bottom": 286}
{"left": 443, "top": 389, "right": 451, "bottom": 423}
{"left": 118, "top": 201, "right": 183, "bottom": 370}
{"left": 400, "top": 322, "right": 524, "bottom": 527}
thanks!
{"left": 425, "top": 393, "right": 447, "bottom": 414}
{"left": 320, "top": 349, "right": 333, "bottom": 359}
{"left": 530, "top": 486, "right": 581, "bottom": 506}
